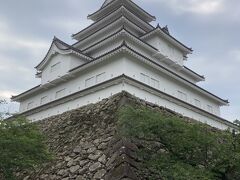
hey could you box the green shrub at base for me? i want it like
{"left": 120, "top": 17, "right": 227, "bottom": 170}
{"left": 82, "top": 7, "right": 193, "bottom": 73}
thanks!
{"left": 0, "top": 117, "right": 52, "bottom": 180}
{"left": 118, "top": 106, "right": 240, "bottom": 180}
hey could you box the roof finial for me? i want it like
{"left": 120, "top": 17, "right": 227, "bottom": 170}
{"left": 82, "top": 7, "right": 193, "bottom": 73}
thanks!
{"left": 156, "top": 23, "right": 161, "bottom": 28}
{"left": 162, "top": 25, "right": 170, "bottom": 34}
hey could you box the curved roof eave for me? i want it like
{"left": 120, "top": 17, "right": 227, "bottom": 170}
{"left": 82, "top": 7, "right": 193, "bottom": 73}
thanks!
{"left": 141, "top": 27, "right": 193, "bottom": 54}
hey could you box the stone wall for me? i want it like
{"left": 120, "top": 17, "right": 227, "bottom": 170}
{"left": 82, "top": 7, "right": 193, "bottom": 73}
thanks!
{"left": 17, "top": 91, "right": 220, "bottom": 180}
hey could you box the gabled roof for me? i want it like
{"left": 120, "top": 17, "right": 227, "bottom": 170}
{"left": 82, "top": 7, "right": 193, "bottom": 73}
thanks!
{"left": 90, "top": 0, "right": 156, "bottom": 22}
{"left": 141, "top": 25, "right": 193, "bottom": 54}
{"left": 35, "top": 37, "right": 92, "bottom": 71}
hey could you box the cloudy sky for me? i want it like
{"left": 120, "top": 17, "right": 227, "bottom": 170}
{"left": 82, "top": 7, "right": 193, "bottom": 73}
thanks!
{"left": 0, "top": 0, "right": 239, "bottom": 121}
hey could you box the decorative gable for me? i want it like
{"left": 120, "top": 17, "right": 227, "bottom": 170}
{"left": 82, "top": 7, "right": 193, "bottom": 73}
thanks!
{"left": 36, "top": 37, "right": 92, "bottom": 85}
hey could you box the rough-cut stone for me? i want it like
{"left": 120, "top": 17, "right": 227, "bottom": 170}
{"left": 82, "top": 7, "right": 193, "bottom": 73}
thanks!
{"left": 87, "top": 146, "right": 97, "bottom": 154}
{"left": 65, "top": 156, "right": 71, "bottom": 162}
{"left": 23, "top": 176, "right": 30, "bottom": 180}
{"left": 70, "top": 165, "right": 80, "bottom": 173}
{"left": 73, "top": 146, "right": 82, "bottom": 154}
{"left": 76, "top": 175, "right": 85, "bottom": 180}
{"left": 88, "top": 153, "right": 101, "bottom": 161}
{"left": 89, "top": 162, "right": 102, "bottom": 172}
{"left": 57, "top": 169, "right": 65, "bottom": 176}
{"left": 79, "top": 167, "right": 88, "bottom": 175}
{"left": 62, "top": 177, "right": 69, "bottom": 180}
{"left": 98, "top": 154, "right": 107, "bottom": 164}
{"left": 79, "top": 160, "right": 89, "bottom": 166}
{"left": 93, "top": 169, "right": 106, "bottom": 179}
{"left": 67, "top": 159, "right": 74, "bottom": 167}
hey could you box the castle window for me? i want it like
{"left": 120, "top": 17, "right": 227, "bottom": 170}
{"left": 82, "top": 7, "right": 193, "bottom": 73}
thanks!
{"left": 27, "top": 101, "right": 34, "bottom": 109}
{"left": 140, "top": 73, "right": 150, "bottom": 85}
{"left": 178, "top": 91, "right": 187, "bottom": 101}
{"left": 151, "top": 78, "right": 159, "bottom": 89}
{"left": 96, "top": 72, "right": 106, "bottom": 83}
{"left": 194, "top": 99, "right": 201, "bottom": 108}
{"left": 51, "top": 62, "right": 61, "bottom": 72}
{"left": 40, "top": 96, "right": 48, "bottom": 105}
{"left": 85, "top": 76, "right": 95, "bottom": 87}
{"left": 55, "top": 89, "right": 65, "bottom": 99}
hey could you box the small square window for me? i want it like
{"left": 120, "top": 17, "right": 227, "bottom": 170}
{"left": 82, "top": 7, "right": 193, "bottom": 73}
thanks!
{"left": 56, "top": 89, "right": 65, "bottom": 99}
{"left": 178, "top": 91, "right": 187, "bottom": 101}
{"left": 96, "top": 72, "right": 106, "bottom": 83}
{"left": 85, "top": 77, "right": 95, "bottom": 87}
{"left": 40, "top": 96, "right": 48, "bottom": 105}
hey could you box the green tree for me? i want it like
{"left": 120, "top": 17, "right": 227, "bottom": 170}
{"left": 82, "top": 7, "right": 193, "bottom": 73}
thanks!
{"left": 0, "top": 100, "right": 52, "bottom": 180}
{"left": 118, "top": 106, "right": 240, "bottom": 180}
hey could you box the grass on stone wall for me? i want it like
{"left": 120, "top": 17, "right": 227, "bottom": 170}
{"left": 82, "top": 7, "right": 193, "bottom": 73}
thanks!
{"left": 117, "top": 106, "right": 240, "bottom": 180}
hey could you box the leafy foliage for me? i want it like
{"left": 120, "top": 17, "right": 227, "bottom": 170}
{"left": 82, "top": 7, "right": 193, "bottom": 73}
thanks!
{"left": 118, "top": 106, "right": 240, "bottom": 180}
{"left": 0, "top": 117, "right": 52, "bottom": 180}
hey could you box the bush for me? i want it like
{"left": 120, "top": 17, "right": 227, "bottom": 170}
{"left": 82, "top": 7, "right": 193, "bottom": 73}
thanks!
{"left": 0, "top": 117, "right": 52, "bottom": 180}
{"left": 118, "top": 106, "right": 240, "bottom": 180}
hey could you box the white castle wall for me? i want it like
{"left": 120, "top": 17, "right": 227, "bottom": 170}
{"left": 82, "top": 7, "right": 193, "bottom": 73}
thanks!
{"left": 27, "top": 83, "right": 124, "bottom": 121}
{"left": 19, "top": 56, "right": 125, "bottom": 112}
{"left": 19, "top": 54, "right": 225, "bottom": 130}
{"left": 25, "top": 79, "right": 230, "bottom": 130}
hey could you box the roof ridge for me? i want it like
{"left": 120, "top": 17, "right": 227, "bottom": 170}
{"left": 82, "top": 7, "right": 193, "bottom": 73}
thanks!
{"left": 89, "top": 0, "right": 155, "bottom": 21}
{"left": 53, "top": 37, "right": 91, "bottom": 57}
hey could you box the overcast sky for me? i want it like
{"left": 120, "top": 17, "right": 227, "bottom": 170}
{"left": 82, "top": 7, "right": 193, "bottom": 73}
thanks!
{"left": 0, "top": 0, "right": 239, "bottom": 121}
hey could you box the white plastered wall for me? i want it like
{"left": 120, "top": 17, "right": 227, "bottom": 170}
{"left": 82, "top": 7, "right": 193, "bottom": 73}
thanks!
{"left": 19, "top": 54, "right": 226, "bottom": 129}
{"left": 19, "top": 55, "right": 125, "bottom": 112}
